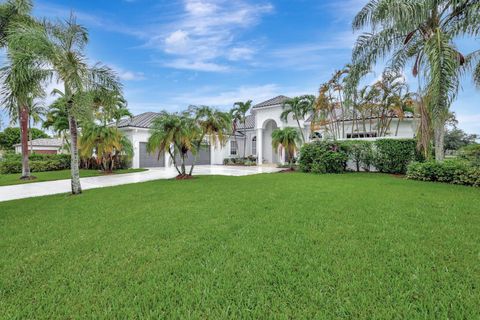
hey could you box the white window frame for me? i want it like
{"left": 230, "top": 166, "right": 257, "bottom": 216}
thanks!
{"left": 252, "top": 136, "right": 256, "bottom": 156}
{"left": 230, "top": 140, "right": 238, "bottom": 156}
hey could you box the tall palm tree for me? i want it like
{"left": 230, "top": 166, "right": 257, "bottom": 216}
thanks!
{"left": 271, "top": 127, "right": 301, "bottom": 169}
{"left": 0, "top": 0, "right": 44, "bottom": 179}
{"left": 12, "top": 15, "right": 122, "bottom": 193}
{"left": 352, "top": 0, "right": 479, "bottom": 161}
{"left": 280, "top": 95, "right": 315, "bottom": 144}
{"left": 231, "top": 100, "right": 252, "bottom": 157}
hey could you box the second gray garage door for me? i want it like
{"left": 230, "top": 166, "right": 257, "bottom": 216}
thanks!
{"left": 139, "top": 142, "right": 165, "bottom": 167}
{"left": 175, "top": 145, "right": 211, "bottom": 166}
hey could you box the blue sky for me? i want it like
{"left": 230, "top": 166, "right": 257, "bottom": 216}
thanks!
{"left": 1, "top": 0, "right": 479, "bottom": 133}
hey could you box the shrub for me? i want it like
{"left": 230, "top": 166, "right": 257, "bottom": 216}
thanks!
{"left": 459, "top": 143, "right": 480, "bottom": 166}
{"left": 0, "top": 154, "right": 71, "bottom": 174}
{"left": 373, "top": 139, "right": 417, "bottom": 174}
{"left": 340, "top": 140, "right": 374, "bottom": 172}
{"left": 223, "top": 156, "right": 257, "bottom": 166}
{"left": 298, "top": 141, "right": 348, "bottom": 174}
{"left": 407, "top": 160, "right": 480, "bottom": 187}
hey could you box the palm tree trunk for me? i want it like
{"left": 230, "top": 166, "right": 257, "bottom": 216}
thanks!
{"left": 19, "top": 105, "right": 31, "bottom": 179}
{"left": 181, "top": 153, "right": 186, "bottom": 176}
{"left": 168, "top": 149, "right": 182, "bottom": 175}
{"left": 29, "top": 117, "right": 33, "bottom": 154}
{"left": 434, "top": 118, "right": 445, "bottom": 161}
{"left": 68, "top": 115, "right": 82, "bottom": 194}
{"left": 296, "top": 118, "right": 305, "bottom": 143}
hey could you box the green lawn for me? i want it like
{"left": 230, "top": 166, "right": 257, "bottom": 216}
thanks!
{"left": 1, "top": 173, "right": 479, "bottom": 318}
{"left": 0, "top": 168, "right": 147, "bottom": 186}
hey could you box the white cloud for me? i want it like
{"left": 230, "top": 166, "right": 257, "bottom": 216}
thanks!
{"left": 152, "top": 0, "right": 273, "bottom": 72}
{"left": 112, "top": 66, "right": 146, "bottom": 81}
{"left": 227, "top": 47, "right": 256, "bottom": 61}
{"left": 163, "top": 59, "right": 229, "bottom": 72}
{"left": 168, "top": 83, "right": 311, "bottom": 108}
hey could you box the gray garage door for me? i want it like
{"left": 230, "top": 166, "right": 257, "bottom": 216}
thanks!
{"left": 175, "top": 145, "right": 211, "bottom": 166}
{"left": 139, "top": 142, "right": 165, "bottom": 167}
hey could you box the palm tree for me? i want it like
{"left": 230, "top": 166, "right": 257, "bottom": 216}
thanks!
{"left": 280, "top": 95, "right": 315, "bottom": 144}
{"left": 80, "top": 124, "right": 123, "bottom": 173}
{"left": 352, "top": 0, "right": 479, "bottom": 161}
{"left": 14, "top": 15, "right": 122, "bottom": 194}
{"left": 43, "top": 96, "right": 70, "bottom": 150}
{"left": 188, "top": 105, "right": 231, "bottom": 175}
{"left": 271, "top": 127, "right": 301, "bottom": 169}
{"left": 27, "top": 99, "right": 46, "bottom": 153}
{"left": 0, "top": 0, "right": 44, "bottom": 179}
{"left": 147, "top": 111, "right": 197, "bottom": 177}
{"left": 231, "top": 100, "right": 252, "bottom": 157}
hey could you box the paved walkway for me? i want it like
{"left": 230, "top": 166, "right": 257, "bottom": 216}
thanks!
{"left": 0, "top": 165, "right": 282, "bottom": 202}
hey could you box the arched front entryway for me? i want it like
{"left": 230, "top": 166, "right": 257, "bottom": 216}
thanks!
{"left": 262, "top": 119, "right": 279, "bottom": 164}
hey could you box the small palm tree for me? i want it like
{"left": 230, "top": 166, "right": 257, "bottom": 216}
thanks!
{"left": 272, "top": 127, "right": 301, "bottom": 169}
{"left": 147, "top": 111, "right": 197, "bottom": 177}
{"left": 280, "top": 95, "right": 315, "bottom": 144}
{"left": 231, "top": 100, "right": 252, "bottom": 157}
{"left": 27, "top": 99, "right": 46, "bottom": 153}
{"left": 188, "top": 105, "right": 231, "bottom": 175}
{"left": 80, "top": 124, "right": 123, "bottom": 173}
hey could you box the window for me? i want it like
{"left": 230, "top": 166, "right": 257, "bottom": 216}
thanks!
{"left": 230, "top": 140, "right": 238, "bottom": 156}
{"left": 252, "top": 136, "right": 256, "bottom": 155}
{"left": 346, "top": 132, "right": 378, "bottom": 139}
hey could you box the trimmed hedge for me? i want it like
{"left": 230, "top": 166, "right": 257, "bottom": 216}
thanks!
{"left": 299, "top": 139, "right": 419, "bottom": 175}
{"left": 407, "top": 160, "right": 480, "bottom": 187}
{"left": 0, "top": 154, "right": 71, "bottom": 174}
{"left": 298, "top": 141, "right": 348, "bottom": 174}
{"left": 372, "top": 139, "right": 418, "bottom": 174}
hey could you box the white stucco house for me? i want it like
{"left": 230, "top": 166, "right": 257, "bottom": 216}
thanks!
{"left": 118, "top": 95, "right": 419, "bottom": 168}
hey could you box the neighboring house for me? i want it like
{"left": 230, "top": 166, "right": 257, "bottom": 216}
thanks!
{"left": 120, "top": 96, "right": 419, "bottom": 168}
{"left": 14, "top": 138, "right": 64, "bottom": 155}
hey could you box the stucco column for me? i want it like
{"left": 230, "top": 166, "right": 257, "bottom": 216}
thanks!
{"left": 133, "top": 140, "right": 140, "bottom": 169}
{"left": 256, "top": 128, "right": 263, "bottom": 165}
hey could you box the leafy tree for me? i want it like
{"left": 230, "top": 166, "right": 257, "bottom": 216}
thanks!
{"left": 281, "top": 95, "right": 315, "bottom": 143}
{"left": 0, "top": 127, "right": 48, "bottom": 150}
{"left": 271, "top": 127, "right": 301, "bottom": 169}
{"left": 351, "top": 0, "right": 479, "bottom": 161}
{"left": 444, "top": 127, "right": 479, "bottom": 152}
{"left": 231, "top": 100, "right": 252, "bottom": 157}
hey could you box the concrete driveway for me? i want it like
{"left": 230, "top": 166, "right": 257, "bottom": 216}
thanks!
{"left": 0, "top": 165, "right": 282, "bottom": 202}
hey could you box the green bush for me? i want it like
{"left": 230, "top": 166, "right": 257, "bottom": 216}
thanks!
{"left": 223, "top": 156, "right": 257, "bottom": 166}
{"left": 299, "top": 141, "right": 348, "bottom": 174}
{"left": 340, "top": 140, "right": 374, "bottom": 172}
{"left": 0, "top": 154, "right": 71, "bottom": 174}
{"left": 407, "top": 160, "right": 480, "bottom": 187}
{"left": 373, "top": 139, "right": 418, "bottom": 174}
{"left": 459, "top": 143, "right": 480, "bottom": 166}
